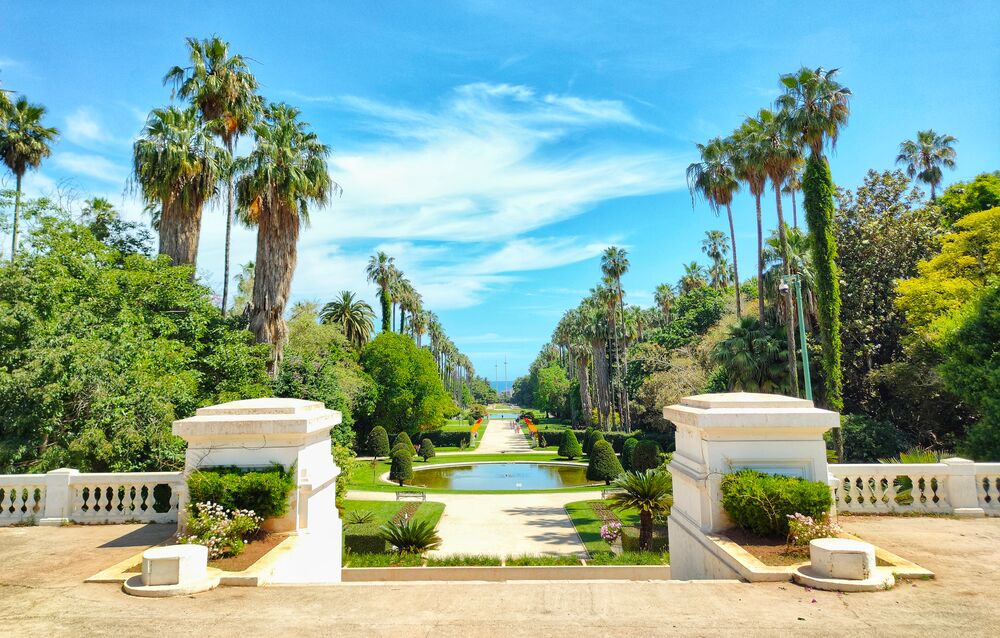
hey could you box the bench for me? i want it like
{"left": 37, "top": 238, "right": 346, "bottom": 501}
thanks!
{"left": 601, "top": 488, "right": 625, "bottom": 499}
{"left": 396, "top": 491, "right": 426, "bottom": 501}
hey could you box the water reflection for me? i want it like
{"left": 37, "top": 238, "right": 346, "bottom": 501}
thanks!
{"left": 411, "top": 463, "right": 591, "bottom": 490}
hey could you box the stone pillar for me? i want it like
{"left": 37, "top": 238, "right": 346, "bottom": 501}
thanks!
{"left": 664, "top": 392, "right": 839, "bottom": 580}
{"left": 39, "top": 468, "right": 78, "bottom": 526}
{"left": 942, "top": 457, "right": 986, "bottom": 517}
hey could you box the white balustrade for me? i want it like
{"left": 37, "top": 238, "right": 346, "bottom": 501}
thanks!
{"left": 976, "top": 464, "right": 1000, "bottom": 516}
{"left": 0, "top": 469, "right": 183, "bottom": 526}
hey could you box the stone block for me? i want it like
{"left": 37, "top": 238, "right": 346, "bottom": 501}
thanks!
{"left": 141, "top": 544, "right": 208, "bottom": 586}
{"left": 809, "top": 537, "right": 875, "bottom": 581}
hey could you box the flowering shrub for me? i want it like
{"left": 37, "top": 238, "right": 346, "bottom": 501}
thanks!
{"left": 176, "top": 501, "right": 262, "bottom": 559}
{"left": 600, "top": 521, "right": 623, "bottom": 543}
{"left": 786, "top": 513, "right": 841, "bottom": 547}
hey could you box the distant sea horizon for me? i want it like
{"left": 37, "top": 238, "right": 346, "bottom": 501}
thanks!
{"left": 489, "top": 380, "right": 514, "bottom": 394}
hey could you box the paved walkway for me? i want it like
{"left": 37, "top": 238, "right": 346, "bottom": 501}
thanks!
{"left": 3, "top": 518, "right": 999, "bottom": 636}
{"left": 347, "top": 489, "right": 590, "bottom": 556}
{"left": 474, "top": 418, "right": 534, "bottom": 454}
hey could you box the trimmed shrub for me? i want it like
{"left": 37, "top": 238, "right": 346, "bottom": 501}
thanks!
{"left": 413, "top": 430, "right": 471, "bottom": 448}
{"left": 538, "top": 429, "right": 675, "bottom": 455}
{"left": 720, "top": 470, "right": 833, "bottom": 537}
{"left": 557, "top": 428, "right": 583, "bottom": 459}
{"left": 587, "top": 440, "right": 624, "bottom": 485}
{"left": 621, "top": 437, "right": 639, "bottom": 470}
{"left": 585, "top": 430, "right": 605, "bottom": 456}
{"left": 367, "top": 426, "right": 390, "bottom": 459}
{"left": 389, "top": 448, "right": 414, "bottom": 486}
{"left": 419, "top": 438, "right": 436, "bottom": 462}
{"left": 344, "top": 523, "right": 388, "bottom": 554}
{"left": 582, "top": 427, "right": 596, "bottom": 455}
{"left": 393, "top": 431, "right": 416, "bottom": 457}
{"left": 632, "top": 440, "right": 661, "bottom": 472}
{"left": 187, "top": 464, "right": 295, "bottom": 519}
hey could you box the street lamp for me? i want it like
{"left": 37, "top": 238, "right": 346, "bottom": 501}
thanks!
{"left": 780, "top": 274, "right": 813, "bottom": 401}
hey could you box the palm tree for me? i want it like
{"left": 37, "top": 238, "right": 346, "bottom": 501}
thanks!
{"left": 0, "top": 97, "right": 58, "bottom": 258}
{"left": 395, "top": 278, "right": 420, "bottom": 334}
{"left": 701, "top": 230, "right": 730, "bottom": 289}
{"left": 678, "top": 261, "right": 708, "bottom": 294}
{"left": 602, "top": 246, "right": 632, "bottom": 431}
{"left": 778, "top": 67, "right": 851, "bottom": 452}
{"left": 320, "top": 290, "right": 375, "bottom": 348}
{"left": 609, "top": 470, "right": 673, "bottom": 552}
{"left": 235, "top": 103, "right": 337, "bottom": 373}
{"left": 653, "top": 283, "right": 675, "bottom": 323}
{"left": 687, "top": 137, "right": 742, "bottom": 317}
{"left": 762, "top": 227, "right": 817, "bottom": 331}
{"left": 730, "top": 121, "right": 770, "bottom": 323}
{"left": 132, "top": 106, "right": 227, "bottom": 267}
{"left": 165, "top": 37, "right": 262, "bottom": 313}
{"left": 712, "top": 315, "right": 790, "bottom": 394}
{"left": 366, "top": 251, "right": 396, "bottom": 333}
{"left": 782, "top": 161, "right": 804, "bottom": 228}
{"left": 896, "top": 130, "right": 958, "bottom": 201}
{"left": 410, "top": 309, "right": 429, "bottom": 347}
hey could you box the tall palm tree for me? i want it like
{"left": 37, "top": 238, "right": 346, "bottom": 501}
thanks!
{"left": 411, "top": 309, "right": 429, "bottom": 347}
{"left": 701, "top": 230, "right": 730, "bottom": 289}
{"left": 896, "top": 130, "right": 958, "bottom": 201}
{"left": 0, "top": 97, "right": 58, "bottom": 258}
{"left": 687, "top": 137, "right": 742, "bottom": 317}
{"left": 731, "top": 121, "right": 770, "bottom": 323}
{"left": 653, "top": 283, "right": 675, "bottom": 323}
{"left": 762, "top": 227, "right": 817, "bottom": 331}
{"left": 165, "top": 37, "right": 262, "bottom": 313}
{"left": 602, "top": 246, "right": 632, "bottom": 431}
{"left": 777, "top": 66, "right": 851, "bottom": 458}
{"left": 395, "top": 278, "right": 419, "bottom": 334}
{"left": 609, "top": 470, "right": 673, "bottom": 551}
{"left": 235, "top": 103, "right": 337, "bottom": 373}
{"left": 366, "top": 251, "right": 396, "bottom": 333}
{"left": 712, "top": 314, "right": 790, "bottom": 394}
{"left": 678, "top": 261, "right": 708, "bottom": 294}
{"left": 782, "top": 161, "right": 804, "bottom": 228}
{"left": 132, "top": 106, "right": 227, "bottom": 267}
{"left": 320, "top": 290, "right": 375, "bottom": 348}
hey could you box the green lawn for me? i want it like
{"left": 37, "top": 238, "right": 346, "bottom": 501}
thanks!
{"left": 349, "top": 452, "right": 603, "bottom": 494}
{"left": 565, "top": 499, "right": 667, "bottom": 564}
{"left": 342, "top": 499, "right": 445, "bottom": 527}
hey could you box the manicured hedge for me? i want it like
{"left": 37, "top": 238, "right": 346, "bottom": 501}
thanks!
{"left": 344, "top": 524, "right": 388, "bottom": 554}
{"left": 538, "top": 429, "right": 675, "bottom": 454}
{"left": 187, "top": 464, "right": 295, "bottom": 519}
{"left": 720, "top": 469, "right": 833, "bottom": 537}
{"left": 409, "top": 430, "right": 473, "bottom": 448}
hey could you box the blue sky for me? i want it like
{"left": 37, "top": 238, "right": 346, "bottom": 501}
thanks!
{"left": 2, "top": 1, "right": 998, "bottom": 380}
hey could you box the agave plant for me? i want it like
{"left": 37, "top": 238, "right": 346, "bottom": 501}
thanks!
{"left": 346, "top": 509, "right": 377, "bottom": 525}
{"left": 379, "top": 519, "right": 442, "bottom": 554}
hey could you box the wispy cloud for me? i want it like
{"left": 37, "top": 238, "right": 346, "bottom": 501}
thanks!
{"left": 64, "top": 108, "right": 109, "bottom": 146}
{"left": 52, "top": 152, "right": 128, "bottom": 184}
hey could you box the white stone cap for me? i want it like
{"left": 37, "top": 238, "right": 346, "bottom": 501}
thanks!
{"left": 663, "top": 392, "right": 839, "bottom": 432}
{"left": 143, "top": 544, "right": 208, "bottom": 561}
{"left": 809, "top": 537, "right": 872, "bottom": 554}
{"left": 173, "top": 398, "right": 341, "bottom": 438}
{"left": 195, "top": 398, "right": 326, "bottom": 416}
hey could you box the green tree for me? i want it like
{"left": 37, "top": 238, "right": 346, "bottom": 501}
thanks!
{"left": 602, "top": 245, "right": 632, "bottom": 430}
{"left": 586, "top": 440, "right": 623, "bottom": 485}
{"left": 701, "top": 230, "right": 731, "bottom": 289}
{"left": 235, "top": 104, "right": 337, "bottom": 373}
{"left": 0, "top": 96, "right": 58, "bottom": 259}
{"left": 419, "top": 438, "right": 436, "bottom": 462}
{"left": 731, "top": 119, "right": 770, "bottom": 322}
{"left": 79, "top": 197, "right": 153, "bottom": 258}
{"left": 621, "top": 437, "right": 639, "bottom": 470}
{"left": 132, "top": 106, "right": 227, "bottom": 267}
{"left": 389, "top": 447, "right": 413, "bottom": 486}
{"left": 654, "top": 283, "right": 676, "bottom": 321}
{"left": 678, "top": 261, "right": 708, "bottom": 294}
{"left": 896, "top": 130, "right": 958, "bottom": 202}
{"left": 320, "top": 290, "right": 376, "bottom": 349}
{"left": 393, "top": 431, "right": 415, "bottom": 457}
{"left": 558, "top": 428, "right": 583, "bottom": 459}
{"left": 367, "top": 426, "right": 390, "bottom": 459}
{"left": 713, "top": 315, "right": 789, "bottom": 393}
{"left": 609, "top": 470, "right": 673, "bottom": 551}
{"left": 164, "top": 36, "right": 262, "bottom": 314}
{"left": 937, "top": 171, "right": 1000, "bottom": 225}
{"left": 366, "top": 251, "right": 396, "bottom": 333}
{"left": 535, "top": 363, "right": 570, "bottom": 417}
{"left": 631, "top": 440, "right": 661, "bottom": 472}
{"left": 359, "top": 332, "right": 453, "bottom": 435}
{"left": 231, "top": 261, "right": 254, "bottom": 316}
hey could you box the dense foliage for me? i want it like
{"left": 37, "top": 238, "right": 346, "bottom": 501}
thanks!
{"left": 720, "top": 470, "right": 832, "bottom": 537}
{"left": 557, "top": 428, "right": 582, "bottom": 459}
{"left": 389, "top": 447, "right": 413, "bottom": 486}
{"left": 586, "top": 440, "right": 624, "bottom": 485}
{"left": 186, "top": 464, "right": 295, "bottom": 519}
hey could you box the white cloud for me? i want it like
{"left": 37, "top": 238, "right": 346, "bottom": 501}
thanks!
{"left": 52, "top": 152, "right": 127, "bottom": 184}
{"left": 64, "top": 108, "right": 108, "bottom": 146}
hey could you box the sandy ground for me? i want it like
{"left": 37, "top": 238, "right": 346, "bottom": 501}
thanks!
{"left": 474, "top": 419, "right": 534, "bottom": 454}
{"left": 1, "top": 517, "right": 998, "bottom": 637}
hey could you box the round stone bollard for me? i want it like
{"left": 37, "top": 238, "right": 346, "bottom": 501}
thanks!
{"left": 793, "top": 538, "right": 895, "bottom": 592}
{"left": 123, "top": 544, "right": 221, "bottom": 597}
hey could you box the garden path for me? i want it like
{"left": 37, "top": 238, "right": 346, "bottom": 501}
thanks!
{"left": 474, "top": 419, "right": 534, "bottom": 454}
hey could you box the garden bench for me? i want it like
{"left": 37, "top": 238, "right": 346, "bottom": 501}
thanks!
{"left": 396, "top": 491, "right": 426, "bottom": 501}
{"left": 601, "top": 488, "right": 625, "bottom": 499}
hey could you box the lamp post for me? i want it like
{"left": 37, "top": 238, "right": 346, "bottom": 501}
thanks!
{"left": 780, "top": 274, "right": 812, "bottom": 401}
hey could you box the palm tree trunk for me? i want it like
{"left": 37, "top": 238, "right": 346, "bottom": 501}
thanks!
{"left": 616, "top": 279, "right": 632, "bottom": 432}
{"left": 726, "top": 202, "right": 741, "bottom": 318}
{"left": 775, "top": 187, "right": 800, "bottom": 397}
{"left": 577, "top": 355, "right": 593, "bottom": 427}
{"left": 11, "top": 173, "right": 22, "bottom": 259}
{"left": 791, "top": 189, "right": 798, "bottom": 229}
{"left": 221, "top": 141, "right": 235, "bottom": 315}
{"left": 930, "top": 183, "right": 937, "bottom": 202}
{"left": 158, "top": 197, "right": 203, "bottom": 268}
{"left": 249, "top": 201, "right": 297, "bottom": 375}
{"left": 754, "top": 193, "right": 765, "bottom": 324}
{"left": 399, "top": 308, "right": 406, "bottom": 334}
{"left": 639, "top": 510, "right": 652, "bottom": 551}
{"left": 593, "top": 342, "right": 611, "bottom": 430}
{"left": 379, "top": 288, "right": 391, "bottom": 332}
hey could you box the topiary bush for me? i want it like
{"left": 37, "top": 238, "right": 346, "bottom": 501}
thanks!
{"left": 621, "top": 437, "right": 639, "bottom": 470}
{"left": 393, "top": 431, "right": 416, "bottom": 457}
{"left": 367, "top": 426, "right": 390, "bottom": 459}
{"left": 187, "top": 464, "right": 295, "bottom": 519}
{"left": 389, "top": 447, "right": 414, "bottom": 486}
{"left": 632, "top": 440, "right": 661, "bottom": 472}
{"left": 585, "top": 430, "right": 605, "bottom": 456}
{"left": 419, "top": 438, "right": 436, "bottom": 462}
{"left": 720, "top": 469, "right": 833, "bottom": 537}
{"left": 557, "top": 428, "right": 583, "bottom": 459}
{"left": 582, "top": 427, "right": 596, "bottom": 454}
{"left": 587, "top": 440, "right": 624, "bottom": 485}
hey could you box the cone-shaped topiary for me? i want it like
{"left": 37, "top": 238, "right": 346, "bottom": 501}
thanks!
{"left": 389, "top": 447, "right": 414, "bottom": 486}
{"left": 582, "top": 427, "right": 596, "bottom": 454}
{"left": 558, "top": 428, "right": 583, "bottom": 459}
{"left": 587, "top": 440, "right": 624, "bottom": 485}
{"left": 393, "top": 431, "right": 415, "bottom": 457}
{"left": 585, "top": 430, "right": 605, "bottom": 456}
{"left": 419, "top": 438, "right": 436, "bottom": 461}
{"left": 367, "top": 426, "right": 390, "bottom": 459}
{"left": 621, "top": 437, "right": 639, "bottom": 470}
{"left": 632, "top": 439, "right": 661, "bottom": 472}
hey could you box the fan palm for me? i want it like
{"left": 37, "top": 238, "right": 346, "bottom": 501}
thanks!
{"left": 896, "top": 130, "right": 958, "bottom": 201}
{"left": 762, "top": 227, "right": 817, "bottom": 330}
{"left": 776, "top": 66, "right": 852, "bottom": 158}
{"left": 165, "top": 37, "right": 262, "bottom": 312}
{"left": 132, "top": 106, "right": 227, "bottom": 267}
{"left": 320, "top": 290, "right": 376, "bottom": 348}
{"left": 730, "top": 121, "right": 770, "bottom": 323}
{"left": 608, "top": 470, "right": 673, "bottom": 551}
{"left": 0, "top": 96, "right": 58, "bottom": 258}
{"left": 701, "top": 230, "right": 730, "bottom": 289}
{"left": 235, "top": 103, "right": 337, "bottom": 373}
{"left": 678, "top": 261, "right": 707, "bottom": 294}
{"left": 712, "top": 315, "right": 790, "bottom": 394}
{"left": 653, "top": 283, "right": 675, "bottom": 323}
{"left": 687, "top": 136, "right": 742, "bottom": 317}
{"left": 782, "top": 161, "right": 804, "bottom": 228}
{"left": 410, "top": 309, "right": 429, "bottom": 347}
{"left": 366, "top": 251, "right": 396, "bottom": 333}
{"left": 602, "top": 246, "right": 631, "bottom": 431}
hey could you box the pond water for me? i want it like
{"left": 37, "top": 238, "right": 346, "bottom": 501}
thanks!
{"left": 488, "top": 412, "right": 521, "bottom": 419}
{"left": 411, "top": 462, "right": 592, "bottom": 491}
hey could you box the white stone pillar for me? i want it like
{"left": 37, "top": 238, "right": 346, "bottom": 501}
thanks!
{"left": 39, "top": 468, "right": 78, "bottom": 526}
{"left": 664, "top": 392, "right": 839, "bottom": 580}
{"left": 942, "top": 457, "right": 986, "bottom": 517}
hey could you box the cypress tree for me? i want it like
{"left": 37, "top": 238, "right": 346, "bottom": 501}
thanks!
{"left": 419, "top": 438, "right": 436, "bottom": 462}
{"left": 389, "top": 447, "right": 413, "bottom": 486}
{"left": 621, "top": 437, "right": 639, "bottom": 470}
{"left": 367, "top": 426, "right": 390, "bottom": 459}
{"left": 393, "top": 431, "right": 415, "bottom": 457}
{"left": 586, "top": 440, "right": 624, "bottom": 485}
{"left": 632, "top": 439, "right": 661, "bottom": 472}
{"left": 582, "top": 427, "right": 596, "bottom": 454}
{"left": 558, "top": 428, "right": 583, "bottom": 460}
